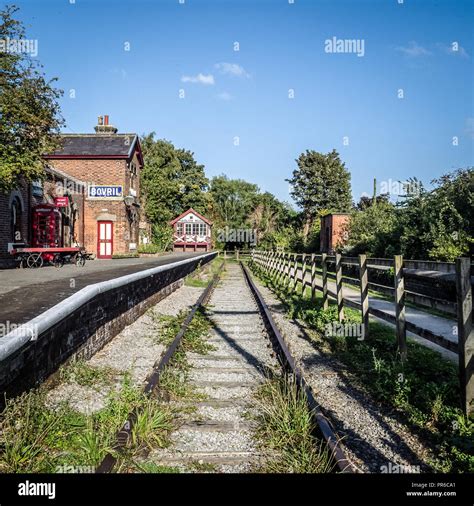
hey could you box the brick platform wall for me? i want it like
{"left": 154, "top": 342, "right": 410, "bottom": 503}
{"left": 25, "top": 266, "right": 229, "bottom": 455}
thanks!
{"left": 0, "top": 253, "right": 216, "bottom": 402}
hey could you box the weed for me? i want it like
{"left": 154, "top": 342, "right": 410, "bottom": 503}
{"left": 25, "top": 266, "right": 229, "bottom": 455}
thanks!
{"left": 250, "top": 261, "right": 474, "bottom": 473}
{"left": 188, "top": 460, "right": 218, "bottom": 472}
{"left": 134, "top": 462, "right": 181, "bottom": 473}
{"left": 0, "top": 374, "right": 174, "bottom": 472}
{"left": 158, "top": 367, "right": 204, "bottom": 401}
{"left": 130, "top": 400, "right": 173, "bottom": 450}
{"left": 253, "top": 375, "right": 334, "bottom": 473}
{"left": 59, "top": 360, "right": 117, "bottom": 390}
{"left": 185, "top": 257, "right": 224, "bottom": 288}
{"left": 151, "top": 308, "right": 214, "bottom": 356}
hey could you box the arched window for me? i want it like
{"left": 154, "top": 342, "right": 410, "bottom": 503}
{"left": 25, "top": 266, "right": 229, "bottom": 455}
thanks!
{"left": 11, "top": 196, "right": 23, "bottom": 242}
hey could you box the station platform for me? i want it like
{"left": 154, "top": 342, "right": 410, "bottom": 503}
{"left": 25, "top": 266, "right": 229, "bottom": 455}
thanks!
{"left": 0, "top": 253, "right": 203, "bottom": 328}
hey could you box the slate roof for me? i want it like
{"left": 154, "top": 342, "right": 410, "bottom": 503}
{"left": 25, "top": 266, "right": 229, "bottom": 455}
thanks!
{"left": 44, "top": 134, "right": 142, "bottom": 162}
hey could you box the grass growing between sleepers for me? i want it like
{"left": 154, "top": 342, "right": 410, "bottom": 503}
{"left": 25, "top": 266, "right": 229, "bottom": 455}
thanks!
{"left": 0, "top": 374, "right": 174, "bottom": 473}
{"left": 184, "top": 257, "right": 224, "bottom": 288}
{"left": 153, "top": 307, "right": 215, "bottom": 402}
{"left": 254, "top": 375, "right": 335, "bottom": 473}
{"left": 249, "top": 260, "right": 474, "bottom": 473}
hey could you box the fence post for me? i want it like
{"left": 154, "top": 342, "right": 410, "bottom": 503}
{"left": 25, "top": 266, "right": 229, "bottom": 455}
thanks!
{"left": 301, "top": 254, "right": 307, "bottom": 296}
{"left": 311, "top": 254, "right": 316, "bottom": 300}
{"left": 359, "top": 254, "right": 369, "bottom": 340}
{"left": 236, "top": 249, "right": 239, "bottom": 261}
{"left": 456, "top": 257, "right": 474, "bottom": 416}
{"left": 275, "top": 252, "right": 281, "bottom": 283}
{"left": 335, "top": 253, "right": 344, "bottom": 322}
{"left": 394, "top": 255, "right": 407, "bottom": 361}
{"left": 224, "top": 250, "right": 227, "bottom": 260}
{"left": 285, "top": 253, "right": 290, "bottom": 287}
{"left": 322, "top": 253, "right": 328, "bottom": 310}
{"left": 282, "top": 252, "right": 287, "bottom": 285}
{"left": 293, "top": 254, "right": 298, "bottom": 293}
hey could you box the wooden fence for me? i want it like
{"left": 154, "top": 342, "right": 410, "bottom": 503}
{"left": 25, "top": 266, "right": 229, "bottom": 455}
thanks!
{"left": 250, "top": 249, "right": 474, "bottom": 416}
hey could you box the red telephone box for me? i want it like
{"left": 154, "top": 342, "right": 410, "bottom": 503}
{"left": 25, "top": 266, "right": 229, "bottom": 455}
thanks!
{"left": 32, "top": 204, "right": 62, "bottom": 253}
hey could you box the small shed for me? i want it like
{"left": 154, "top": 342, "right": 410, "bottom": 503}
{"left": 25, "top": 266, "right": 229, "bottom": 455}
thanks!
{"left": 320, "top": 213, "right": 350, "bottom": 253}
{"left": 170, "top": 208, "right": 212, "bottom": 252}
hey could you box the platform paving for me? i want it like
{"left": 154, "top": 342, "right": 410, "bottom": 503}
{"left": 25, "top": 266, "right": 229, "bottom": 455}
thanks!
{"left": 0, "top": 252, "right": 203, "bottom": 328}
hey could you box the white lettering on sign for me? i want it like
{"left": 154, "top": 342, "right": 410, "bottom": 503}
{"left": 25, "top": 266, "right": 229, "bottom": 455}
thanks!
{"left": 88, "top": 186, "right": 123, "bottom": 198}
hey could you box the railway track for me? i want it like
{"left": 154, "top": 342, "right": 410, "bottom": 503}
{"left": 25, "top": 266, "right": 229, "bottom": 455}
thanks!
{"left": 97, "top": 259, "right": 351, "bottom": 473}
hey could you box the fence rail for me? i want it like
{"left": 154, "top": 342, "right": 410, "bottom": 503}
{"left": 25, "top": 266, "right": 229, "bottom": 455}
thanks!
{"left": 250, "top": 249, "right": 473, "bottom": 416}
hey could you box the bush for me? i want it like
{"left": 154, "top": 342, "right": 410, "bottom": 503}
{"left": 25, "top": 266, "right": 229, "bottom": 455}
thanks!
{"left": 138, "top": 244, "right": 162, "bottom": 254}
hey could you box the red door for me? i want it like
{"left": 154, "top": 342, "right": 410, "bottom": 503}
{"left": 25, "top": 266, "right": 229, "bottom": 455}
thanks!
{"left": 97, "top": 221, "right": 113, "bottom": 259}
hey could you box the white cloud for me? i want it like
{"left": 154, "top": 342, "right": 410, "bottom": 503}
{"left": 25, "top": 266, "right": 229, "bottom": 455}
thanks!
{"left": 181, "top": 73, "right": 215, "bottom": 85}
{"left": 465, "top": 118, "right": 474, "bottom": 140}
{"left": 436, "top": 42, "right": 469, "bottom": 59}
{"left": 111, "top": 68, "right": 128, "bottom": 80}
{"left": 215, "top": 62, "right": 250, "bottom": 78}
{"left": 395, "top": 41, "right": 432, "bottom": 57}
{"left": 217, "top": 91, "right": 233, "bottom": 101}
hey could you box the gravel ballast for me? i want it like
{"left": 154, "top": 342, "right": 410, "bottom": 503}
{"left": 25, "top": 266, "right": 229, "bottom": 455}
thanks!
{"left": 248, "top": 270, "right": 438, "bottom": 474}
{"left": 147, "top": 263, "right": 280, "bottom": 473}
{"left": 46, "top": 283, "right": 206, "bottom": 414}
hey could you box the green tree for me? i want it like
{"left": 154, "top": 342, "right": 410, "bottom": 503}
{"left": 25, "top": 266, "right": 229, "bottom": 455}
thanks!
{"left": 345, "top": 169, "right": 473, "bottom": 260}
{"left": 0, "top": 5, "right": 64, "bottom": 193}
{"left": 140, "top": 133, "right": 209, "bottom": 245}
{"left": 175, "top": 148, "right": 210, "bottom": 213}
{"left": 398, "top": 170, "right": 473, "bottom": 260}
{"left": 248, "top": 192, "right": 293, "bottom": 246}
{"left": 209, "top": 175, "right": 259, "bottom": 230}
{"left": 287, "top": 149, "right": 352, "bottom": 239}
{"left": 356, "top": 193, "right": 390, "bottom": 210}
{"left": 345, "top": 199, "right": 398, "bottom": 257}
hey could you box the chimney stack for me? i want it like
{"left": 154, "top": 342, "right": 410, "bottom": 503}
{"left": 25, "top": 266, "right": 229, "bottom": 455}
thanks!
{"left": 94, "top": 114, "right": 118, "bottom": 134}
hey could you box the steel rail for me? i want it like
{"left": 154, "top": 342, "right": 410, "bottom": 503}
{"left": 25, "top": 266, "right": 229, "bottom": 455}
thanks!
{"left": 96, "top": 260, "right": 225, "bottom": 473}
{"left": 241, "top": 262, "right": 356, "bottom": 473}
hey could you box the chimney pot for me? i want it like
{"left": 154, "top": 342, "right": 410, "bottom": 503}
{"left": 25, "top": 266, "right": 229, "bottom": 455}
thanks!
{"left": 94, "top": 114, "right": 118, "bottom": 134}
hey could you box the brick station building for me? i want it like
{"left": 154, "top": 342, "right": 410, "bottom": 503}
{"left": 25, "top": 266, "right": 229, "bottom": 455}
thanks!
{"left": 43, "top": 116, "right": 144, "bottom": 258}
{"left": 0, "top": 116, "right": 145, "bottom": 266}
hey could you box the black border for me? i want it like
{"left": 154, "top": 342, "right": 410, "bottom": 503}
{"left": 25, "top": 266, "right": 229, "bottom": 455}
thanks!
{"left": 0, "top": 473, "right": 472, "bottom": 506}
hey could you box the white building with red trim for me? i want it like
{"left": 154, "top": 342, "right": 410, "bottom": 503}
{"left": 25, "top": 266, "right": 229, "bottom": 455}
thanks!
{"left": 170, "top": 208, "right": 212, "bottom": 252}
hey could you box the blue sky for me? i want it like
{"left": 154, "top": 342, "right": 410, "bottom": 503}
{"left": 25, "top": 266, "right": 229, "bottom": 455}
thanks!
{"left": 9, "top": 0, "right": 474, "bottom": 206}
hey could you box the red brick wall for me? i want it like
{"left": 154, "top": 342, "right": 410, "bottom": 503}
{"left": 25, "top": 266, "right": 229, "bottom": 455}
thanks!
{"left": 46, "top": 158, "right": 141, "bottom": 257}
{"left": 1, "top": 150, "right": 143, "bottom": 266}
{"left": 320, "top": 214, "right": 350, "bottom": 253}
{"left": 0, "top": 183, "right": 43, "bottom": 267}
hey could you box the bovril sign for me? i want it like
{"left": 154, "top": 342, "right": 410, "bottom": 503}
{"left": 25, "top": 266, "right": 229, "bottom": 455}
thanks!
{"left": 88, "top": 185, "right": 123, "bottom": 198}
